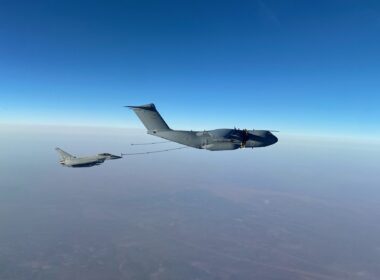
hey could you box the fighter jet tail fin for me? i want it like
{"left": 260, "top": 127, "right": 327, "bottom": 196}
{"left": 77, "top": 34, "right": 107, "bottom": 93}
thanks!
{"left": 126, "top": 103, "right": 171, "bottom": 131}
{"left": 55, "top": 148, "right": 75, "bottom": 160}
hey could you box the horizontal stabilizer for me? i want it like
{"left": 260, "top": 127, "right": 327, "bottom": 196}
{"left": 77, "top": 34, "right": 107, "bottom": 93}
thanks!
{"left": 126, "top": 103, "right": 157, "bottom": 110}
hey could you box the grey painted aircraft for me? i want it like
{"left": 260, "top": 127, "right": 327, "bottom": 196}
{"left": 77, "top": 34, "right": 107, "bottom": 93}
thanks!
{"left": 127, "top": 103, "right": 278, "bottom": 151}
{"left": 55, "top": 148, "right": 122, "bottom": 167}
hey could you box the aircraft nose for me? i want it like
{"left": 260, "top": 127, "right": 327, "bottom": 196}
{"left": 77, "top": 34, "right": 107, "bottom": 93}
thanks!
{"left": 272, "top": 134, "right": 278, "bottom": 144}
{"left": 267, "top": 133, "right": 278, "bottom": 145}
{"left": 110, "top": 155, "right": 122, "bottom": 159}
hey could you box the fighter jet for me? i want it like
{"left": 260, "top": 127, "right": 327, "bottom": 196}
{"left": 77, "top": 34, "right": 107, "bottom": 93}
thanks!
{"left": 55, "top": 148, "right": 122, "bottom": 167}
{"left": 126, "top": 103, "right": 278, "bottom": 151}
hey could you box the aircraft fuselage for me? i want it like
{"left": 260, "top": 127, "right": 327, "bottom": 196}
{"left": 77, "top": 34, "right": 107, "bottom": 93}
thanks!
{"left": 150, "top": 128, "right": 278, "bottom": 151}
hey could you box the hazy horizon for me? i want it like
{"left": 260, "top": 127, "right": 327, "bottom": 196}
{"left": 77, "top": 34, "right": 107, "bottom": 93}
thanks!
{"left": 1, "top": 124, "right": 380, "bottom": 279}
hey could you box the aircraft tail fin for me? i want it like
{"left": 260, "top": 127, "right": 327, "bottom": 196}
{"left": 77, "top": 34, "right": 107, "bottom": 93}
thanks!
{"left": 55, "top": 148, "right": 75, "bottom": 160}
{"left": 126, "top": 103, "right": 171, "bottom": 131}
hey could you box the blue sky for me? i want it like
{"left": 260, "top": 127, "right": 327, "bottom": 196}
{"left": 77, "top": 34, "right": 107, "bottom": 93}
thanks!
{"left": 1, "top": 0, "right": 379, "bottom": 136}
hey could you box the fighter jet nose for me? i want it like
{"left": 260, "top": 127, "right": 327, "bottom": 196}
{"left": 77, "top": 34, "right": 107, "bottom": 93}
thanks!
{"left": 110, "top": 155, "right": 122, "bottom": 160}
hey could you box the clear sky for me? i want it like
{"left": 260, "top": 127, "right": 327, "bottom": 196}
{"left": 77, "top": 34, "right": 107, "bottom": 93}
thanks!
{"left": 1, "top": 0, "right": 379, "bottom": 137}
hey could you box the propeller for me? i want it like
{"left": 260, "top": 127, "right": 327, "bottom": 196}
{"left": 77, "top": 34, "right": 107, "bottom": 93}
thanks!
{"left": 240, "top": 128, "right": 249, "bottom": 148}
